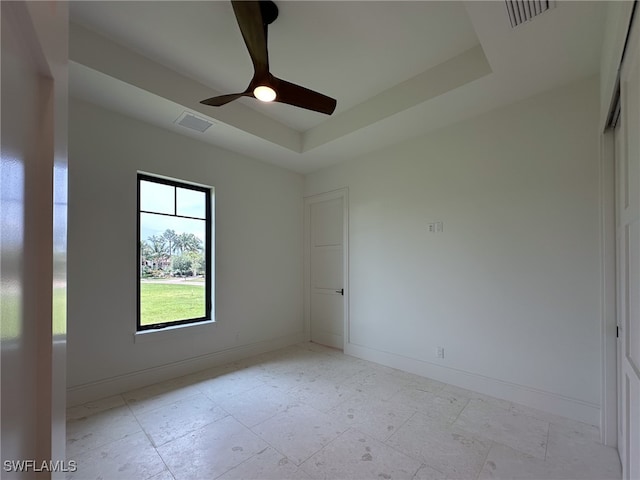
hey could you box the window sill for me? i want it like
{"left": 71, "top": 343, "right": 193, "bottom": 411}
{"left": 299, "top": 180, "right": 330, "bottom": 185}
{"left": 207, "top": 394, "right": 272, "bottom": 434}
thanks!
{"left": 134, "top": 319, "right": 215, "bottom": 344}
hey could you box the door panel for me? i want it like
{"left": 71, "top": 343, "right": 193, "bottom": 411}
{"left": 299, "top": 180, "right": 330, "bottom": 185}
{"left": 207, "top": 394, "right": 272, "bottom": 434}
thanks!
{"left": 313, "top": 199, "right": 343, "bottom": 246}
{"left": 309, "top": 197, "right": 344, "bottom": 349}
{"left": 313, "top": 247, "right": 342, "bottom": 289}
{"left": 629, "top": 221, "right": 640, "bottom": 372}
{"left": 628, "top": 374, "right": 640, "bottom": 480}
{"left": 310, "top": 292, "right": 344, "bottom": 346}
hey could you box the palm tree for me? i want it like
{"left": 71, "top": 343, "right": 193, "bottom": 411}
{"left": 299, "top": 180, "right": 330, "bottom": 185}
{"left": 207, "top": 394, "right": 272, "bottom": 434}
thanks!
{"left": 175, "top": 232, "right": 187, "bottom": 255}
{"left": 148, "top": 234, "right": 169, "bottom": 270}
{"left": 140, "top": 240, "right": 152, "bottom": 271}
{"left": 177, "top": 232, "right": 203, "bottom": 253}
{"left": 162, "top": 229, "right": 178, "bottom": 257}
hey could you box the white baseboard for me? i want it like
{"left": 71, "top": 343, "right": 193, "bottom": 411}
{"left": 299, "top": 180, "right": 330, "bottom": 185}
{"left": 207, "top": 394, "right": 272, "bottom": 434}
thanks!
{"left": 67, "top": 332, "right": 307, "bottom": 407}
{"left": 345, "top": 342, "right": 601, "bottom": 426}
{"left": 311, "top": 330, "right": 343, "bottom": 350}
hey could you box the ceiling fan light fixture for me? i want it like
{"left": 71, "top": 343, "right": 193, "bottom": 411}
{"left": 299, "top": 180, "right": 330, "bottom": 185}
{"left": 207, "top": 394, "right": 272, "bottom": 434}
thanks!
{"left": 253, "top": 85, "right": 276, "bottom": 102}
{"left": 200, "top": 1, "right": 336, "bottom": 114}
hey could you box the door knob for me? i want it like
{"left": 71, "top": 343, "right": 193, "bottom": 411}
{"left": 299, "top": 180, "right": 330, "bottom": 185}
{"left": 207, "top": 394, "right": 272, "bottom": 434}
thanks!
{"left": 335, "top": 289, "right": 344, "bottom": 295}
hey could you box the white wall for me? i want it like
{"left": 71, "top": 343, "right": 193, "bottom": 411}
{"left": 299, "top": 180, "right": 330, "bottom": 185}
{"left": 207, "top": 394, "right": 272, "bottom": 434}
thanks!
{"left": 306, "top": 76, "right": 602, "bottom": 424}
{"left": 67, "top": 99, "right": 304, "bottom": 404}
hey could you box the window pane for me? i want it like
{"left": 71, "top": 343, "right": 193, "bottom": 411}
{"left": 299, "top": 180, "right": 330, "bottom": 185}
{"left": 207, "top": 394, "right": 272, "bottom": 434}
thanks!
{"left": 140, "top": 213, "right": 206, "bottom": 327}
{"left": 177, "top": 187, "right": 206, "bottom": 218}
{"left": 139, "top": 282, "right": 205, "bottom": 326}
{"left": 140, "top": 180, "right": 174, "bottom": 214}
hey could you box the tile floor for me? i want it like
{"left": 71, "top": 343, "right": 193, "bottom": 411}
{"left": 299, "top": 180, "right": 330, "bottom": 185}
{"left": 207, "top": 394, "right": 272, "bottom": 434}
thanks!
{"left": 66, "top": 342, "right": 621, "bottom": 480}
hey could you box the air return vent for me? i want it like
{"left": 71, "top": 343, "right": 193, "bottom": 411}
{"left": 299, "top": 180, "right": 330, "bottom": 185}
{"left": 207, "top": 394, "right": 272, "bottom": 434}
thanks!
{"left": 174, "top": 111, "right": 214, "bottom": 133}
{"left": 505, "top": 0, "right": 556, "bottom": 28}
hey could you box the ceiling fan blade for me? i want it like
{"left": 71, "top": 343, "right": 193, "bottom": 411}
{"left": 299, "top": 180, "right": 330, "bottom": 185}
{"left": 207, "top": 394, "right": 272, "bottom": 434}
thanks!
{"left": 200, "top": 92, "right": 248, "bottom": 107}
{"left": 272, "top": 77, "right": 337, "bottom": 115}
{"left": 231, "top": 1, "right": 269, "bottom": 75}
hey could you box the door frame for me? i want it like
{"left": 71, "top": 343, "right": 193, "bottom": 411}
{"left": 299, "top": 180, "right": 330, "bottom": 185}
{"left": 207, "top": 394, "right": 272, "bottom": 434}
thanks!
{"left": 1, "top": 0, "right": 68, "bottom": 473}
{"left": 304, "top": 188, "right": 349, "bottom": 348}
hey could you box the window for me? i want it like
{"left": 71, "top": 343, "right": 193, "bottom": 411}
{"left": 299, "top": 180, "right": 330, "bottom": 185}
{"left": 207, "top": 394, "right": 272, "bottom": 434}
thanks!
{"left": 137, "top": 174, "right": 212, "bottom": 330}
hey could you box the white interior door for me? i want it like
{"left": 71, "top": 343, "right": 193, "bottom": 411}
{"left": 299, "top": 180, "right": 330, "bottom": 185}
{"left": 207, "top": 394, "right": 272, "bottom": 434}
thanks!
{"left": 309, "top": 196, "right": 345, "bottom": 349}
{"left": 616, "top": 13, "right": 640, "bottom": 479}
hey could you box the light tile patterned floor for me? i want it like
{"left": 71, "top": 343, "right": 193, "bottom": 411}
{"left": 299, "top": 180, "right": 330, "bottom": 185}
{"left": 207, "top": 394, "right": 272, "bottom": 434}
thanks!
{"left": 66, "top": 342, "right": 621, "bottom": 480}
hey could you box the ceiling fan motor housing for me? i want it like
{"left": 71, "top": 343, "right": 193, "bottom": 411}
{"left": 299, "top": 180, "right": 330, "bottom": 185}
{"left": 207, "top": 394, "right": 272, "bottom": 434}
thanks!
{"left": 260, "top": 1, "right": 278, "bottom": 25}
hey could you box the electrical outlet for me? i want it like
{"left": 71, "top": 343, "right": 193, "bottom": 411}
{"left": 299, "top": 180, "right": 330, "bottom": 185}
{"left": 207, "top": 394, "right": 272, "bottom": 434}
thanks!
{"left": 428, "top": 222, "right": 443, "bottom": 233}
{"left": 436, "top": 346, "right": 445, "bottom": 358}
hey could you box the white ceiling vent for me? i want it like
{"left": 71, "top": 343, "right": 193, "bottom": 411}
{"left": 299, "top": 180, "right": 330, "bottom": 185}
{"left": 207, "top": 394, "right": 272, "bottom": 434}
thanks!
{"left": 174, "top": 112, "right": 214, "bottom": 133}
{"left": 505, "top": 0, "right": 556, "bottom": 28}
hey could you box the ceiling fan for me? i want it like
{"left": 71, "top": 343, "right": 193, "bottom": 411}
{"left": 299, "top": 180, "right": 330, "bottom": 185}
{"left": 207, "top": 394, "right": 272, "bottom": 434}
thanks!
{"left": 200, "top": 0, "right": 337, "bottom": 115}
